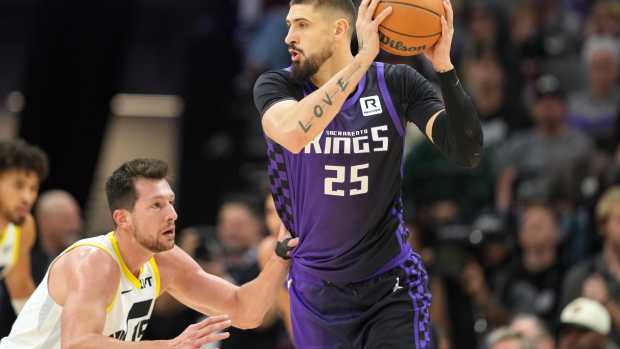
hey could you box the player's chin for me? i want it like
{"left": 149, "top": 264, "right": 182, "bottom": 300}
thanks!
{"left": 11, "top": 213, "right": 26, "bottom": 226}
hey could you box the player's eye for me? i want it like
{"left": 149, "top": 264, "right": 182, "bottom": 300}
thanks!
{"left": 14, "top": 180, "right": 25, "bottom": 190}
{"left": 152, "top": 202, "right": 162, "bottom": 209}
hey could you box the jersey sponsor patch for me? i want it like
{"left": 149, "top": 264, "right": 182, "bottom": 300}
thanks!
{"left": 360, "top": 95, "right": 382, "bottom": 116}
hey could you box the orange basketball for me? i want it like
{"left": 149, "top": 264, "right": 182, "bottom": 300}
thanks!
{"left": 375, "top": 0, "right": 445, "bottom": 56}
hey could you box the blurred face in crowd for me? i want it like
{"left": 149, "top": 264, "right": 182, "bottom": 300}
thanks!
{"left": 510, "top": 316, "right": 555, "bottom": 349}
{"left": 217, "top": 202, "right": 262, "bottom": 251}
{"left": 603, "top": 202, "right": 620, "bottom": 254}
{"left": 264, "top": 195, "right": 281, "bottom": 237}
{"left": 518, "top": 206, "right": 559, "bottom": 273}
{"left": 0, "top": 169, "right": 40, "bottom": 225}
{"left": 465, "top": 58, "right": 505, "bottom": 116}
{"left": 285, "top": 3, "right": 349, "bottom": 81}
{"left": 468, "top": 3, "right": 497, "bottom": 44}
{"left": 588, "top": 50, "right": 619, "bottom": 96}
{"left": 36, "top": 191, "right": 82, "bottom": 255}
{"left": 120, "top": 178, "right": 177, "bottom": 253}
{"left": 591, "top": 1, "right": 620, "bottom": 36}
{"left": 558, "top": 327, "right": 608, "bottom": 349}
{"left": 533, "top": 95, "right": 566, "bottom": 131}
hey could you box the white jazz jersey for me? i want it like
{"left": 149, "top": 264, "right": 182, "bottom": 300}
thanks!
{"left": 0, "top": 232, "right": 160, "bottom": 348}
{"left": 0, "top": 223, "right": 20, "bottom": 279}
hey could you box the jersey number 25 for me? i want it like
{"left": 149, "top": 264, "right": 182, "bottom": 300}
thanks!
{"left": 324, "top": 163, "right": 369, "bottom": 197}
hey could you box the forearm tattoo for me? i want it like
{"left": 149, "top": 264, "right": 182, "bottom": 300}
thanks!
{"left": 298, "top": 63, "right": 362, "bottom": 133}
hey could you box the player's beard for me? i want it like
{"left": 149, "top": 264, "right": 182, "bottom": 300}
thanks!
{"left": 133, "top": 228, "right": 172, "bottom": 253}
{"left": 291, "top": 45, "right": 334, "bottom": 83}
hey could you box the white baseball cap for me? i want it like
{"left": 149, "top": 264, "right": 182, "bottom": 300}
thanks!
{"left": 560, "top": 297, "right": 611, "bottom": 335}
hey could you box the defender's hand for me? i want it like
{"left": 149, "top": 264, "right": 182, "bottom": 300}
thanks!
{"left": 275, "top": 224, "right": 299, "bottom": 260}
{"left": 356, "top": 0, "right": 393, "bottom": 64}
{"left": 169, "top": 315, "right": 231, "bottom": 349}
{"left": 423, "top": 0, "right": 454, "bottom": 72}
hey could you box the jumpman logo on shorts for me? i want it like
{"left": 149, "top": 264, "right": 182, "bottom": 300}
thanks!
{"left": 392, "top": 277, "right": 403, "bottom": 293}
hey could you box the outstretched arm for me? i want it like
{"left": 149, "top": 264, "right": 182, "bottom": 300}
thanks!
{"left": 160, "top": 226, "right": 298, "bottom": 329}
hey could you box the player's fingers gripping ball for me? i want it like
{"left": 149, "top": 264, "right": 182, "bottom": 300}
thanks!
{"left": 374, "top": 0, "right": 445, "bottom": 56}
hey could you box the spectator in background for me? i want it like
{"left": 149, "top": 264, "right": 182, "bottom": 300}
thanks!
{"left": 464, "top": 203, "right": 563, "bottom": 331}
{"left": 567, "top": 36, "right": 620, "bottom": 152}
{"left": 509, "top": 314, "right": 555, "bottom": 349}
{"left": 495, "top": 74, "right": 593, "bottom": 213}
{"left": 462, "top": 55, "right": 531, "bottom": 147}
{"left": 558, "top": 297, "right": 614, "bottom": 349}
{"left": 584, "top": 0, "right": 620, "bottom": 39}
{"left": 562, "top": 186, "right": 620, "bottom": 346}
{"left": 238, "top": 0, "right": 290, "bottom": 83}
{"left": 482, "top": 327, "right": 534, "bottom": 349}
{"left": 459, "top": 1, "right": 518, "bottom": 84}
{"left": 31, "top": 189, "right": 82, "bottom": 283}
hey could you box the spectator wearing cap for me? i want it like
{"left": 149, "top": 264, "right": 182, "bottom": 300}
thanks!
{"left": 558, "top": 297, "right": 616, "bottom": 349}
{"left": 567, "top": 36, "right": 620, "bottom": 152}
{"left": 561, "top": 186, "right": 620, "bottom": 346}
{"left": 494, "top": 74, "right": 593, "bottom": 212}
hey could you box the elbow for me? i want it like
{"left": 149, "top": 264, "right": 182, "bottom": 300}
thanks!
{"left": 262, "top": 118, "right": 307, "bottom": 154}
{"left": 234, "top": 314, "right": 265, "bottom": 330}
{"left": 63, "top": 335, "right": 91, "bottom": 349}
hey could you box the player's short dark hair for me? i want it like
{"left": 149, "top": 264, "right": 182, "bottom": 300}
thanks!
{"left": 0, "top": 139, "right": 49, "bottom": 181}
{"left": 105, "top": 158, "right": 168, "bottom": 213}
{"left": 290, "top": 0, "right": 356, "bottom": 24}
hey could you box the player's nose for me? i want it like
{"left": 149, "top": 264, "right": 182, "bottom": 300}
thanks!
{"left": 285, "top": 27, "right": 297, "bottom": 47}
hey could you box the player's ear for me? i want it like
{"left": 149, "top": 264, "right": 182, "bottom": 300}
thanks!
{"left": 334, "top": 17, "right": 350, "bottom": 40}
{"left": 112, "top": 209, "right": 131, "bottom": 229}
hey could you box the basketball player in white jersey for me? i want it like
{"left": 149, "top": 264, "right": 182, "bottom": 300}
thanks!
{"left": 0, "top": 158, "right": 298, "bottom": 349}
{"left": 0, "top": 139, "right": 48, "bottom": 337}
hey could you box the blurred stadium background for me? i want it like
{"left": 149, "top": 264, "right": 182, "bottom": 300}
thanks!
{"left": 0, "top": 0, "right": 619, "bottom": 348}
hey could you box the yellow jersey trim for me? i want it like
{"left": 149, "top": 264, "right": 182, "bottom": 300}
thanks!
{"left": 11, "top": 225, "right": 21, "bottom": 268}
{"left": 149, "top": 257, "right": 161, "bottom": 298}
{"left": 0, "top": 225, "right": 8, "bottom": 246}
{"left": 107, "top": 232, "right": 142, "bottom": 290}
{"left": 62, "top": 241, "right": 118, "bottom": 312}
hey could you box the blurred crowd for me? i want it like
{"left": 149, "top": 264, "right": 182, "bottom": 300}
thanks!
{"left": 8, "top": 0, "right": 620, "bottom": 348}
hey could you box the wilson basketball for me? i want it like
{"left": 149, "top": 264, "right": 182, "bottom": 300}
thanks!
{"left": 375, "top": 0, "right": 445, "bottom": 56}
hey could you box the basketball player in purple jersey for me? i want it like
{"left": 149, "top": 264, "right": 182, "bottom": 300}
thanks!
{"left": 253, "top": 0, "right": 482, "bottom": 347}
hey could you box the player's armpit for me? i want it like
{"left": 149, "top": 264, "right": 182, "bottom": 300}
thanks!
{"left": 53, "top": 247, "right": 118, "bottom": 348}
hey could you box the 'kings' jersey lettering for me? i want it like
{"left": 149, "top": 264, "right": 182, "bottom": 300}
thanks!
{"left": 304, "top": 125, "right": 389, "bottom": 155}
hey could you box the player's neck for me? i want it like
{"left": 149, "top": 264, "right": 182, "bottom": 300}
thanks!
{"left": 0, "top": 215, "right": 9, "bottom": 233}
{"left": 310, "top": 47, "right": 355, "bottom": 87}
{"left": 114, "top": 229, "right": 153, "bottom": 277}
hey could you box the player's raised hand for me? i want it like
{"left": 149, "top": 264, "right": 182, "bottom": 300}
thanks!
{"left": 168, "top": 314, "right": 231, "bottom": 349}
{"left": 356, "top": 0, "right": 392, "bottom": 63}
{"left": 423, "top": 0, "right": 454, "bottom": 72}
